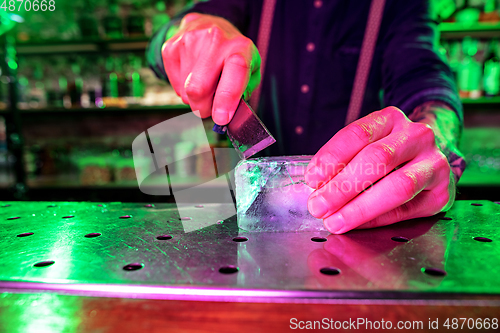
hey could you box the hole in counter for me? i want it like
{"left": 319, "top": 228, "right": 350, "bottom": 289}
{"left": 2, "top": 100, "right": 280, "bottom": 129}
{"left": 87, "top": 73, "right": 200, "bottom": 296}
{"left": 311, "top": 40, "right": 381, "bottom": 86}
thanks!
{"left": 232, "top": 236, "right": 248, "bottom": 242}
{"left": 421, "top": 267, "right": 446, "bottom": 277}
{"left": 156, "top": 235, "right": 172, "bottom": 240}
{"left": 17, "top": 232, "right": 34, "bottom": 237}
{"left": 391, "top": 236, "right": 409, "bottom": 242}
{"left": 62, "top": 215, "right": 74, "bottom": 219}
{"left": 47, "top": 205, "right": 57, "bottom": 208}
{"left": 120, "top": 215, "right": 132, "bottom": 219}
{"left": 7, "top": 217, "right": 20, "bottom": 220}
{"left": 311, "top": 237, "right": 327, "bottom": 242}
{"left": 473, "top": 237, "right": 493, "bottom": 242}
{"left": 123, "top": 263, "right": 144, "bottom": 271}
{"left": 219, "top": 265, "right": 239, "bottom": 274}
{"left": 471, "top": 203, "right": 483, "bottom": 206}
{"left": 320, "top": 267, "right": 341, "bottom": 276}
{"left": 85, "top": 233, "right": 101, "bottom": 238}
{"left": 34, "top": 260, "right": 55, "bottom": 268}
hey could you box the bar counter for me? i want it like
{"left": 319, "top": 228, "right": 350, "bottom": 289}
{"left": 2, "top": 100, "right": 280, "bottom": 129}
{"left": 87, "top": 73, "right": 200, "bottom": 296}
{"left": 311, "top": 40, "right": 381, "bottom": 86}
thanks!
{"left": 0, "top": 200, "right": 499, "bottom": 332}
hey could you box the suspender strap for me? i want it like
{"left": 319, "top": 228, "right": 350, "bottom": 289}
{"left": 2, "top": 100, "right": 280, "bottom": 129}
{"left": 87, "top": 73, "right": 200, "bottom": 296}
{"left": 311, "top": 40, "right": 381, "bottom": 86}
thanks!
{"left": 249, "top": 0, "right": 277, "bottom": 110}
{"left": 345, "top": 0, "right": 386, "bottom": 126}
{"left": 250, "top": 0, "right": 386, "bottom": 126}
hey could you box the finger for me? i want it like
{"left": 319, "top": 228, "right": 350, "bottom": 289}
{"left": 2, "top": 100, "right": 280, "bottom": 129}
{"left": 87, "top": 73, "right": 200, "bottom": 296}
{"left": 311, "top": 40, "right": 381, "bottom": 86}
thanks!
{"left": 354, "top": 189, "right": 449, "bottom": 230}
{"left": 322, "top": 159, "right": 436, "bottom": 234}
{"left": 179, "top": 35, "right": 196, "bottom": 104}
{"left": 212, "top": 53, "right": 252, "bottom": 125}
{"left": 162, "top": 38, "right": 182, "bottom": 97}
{"left": 184, "top": 30, "right": 225, "bottom": 118}
{"left": 305, "top": 107, "right": 409, "bottom": 189}
{"left": 308, "top": 125, "right": 434, "bottom": 219}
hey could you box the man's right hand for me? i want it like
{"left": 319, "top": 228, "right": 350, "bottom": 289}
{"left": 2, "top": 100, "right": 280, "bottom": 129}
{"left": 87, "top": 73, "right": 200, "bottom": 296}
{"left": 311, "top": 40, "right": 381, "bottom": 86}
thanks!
{"left": 162, "top": 13, "right": 261, "bottom": 125}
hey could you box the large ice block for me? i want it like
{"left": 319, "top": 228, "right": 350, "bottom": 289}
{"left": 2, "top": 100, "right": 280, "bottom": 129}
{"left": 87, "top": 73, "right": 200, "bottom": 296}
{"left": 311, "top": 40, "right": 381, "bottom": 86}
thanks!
{"left": 235, "top": 156, "right": 326, "bottom": 232}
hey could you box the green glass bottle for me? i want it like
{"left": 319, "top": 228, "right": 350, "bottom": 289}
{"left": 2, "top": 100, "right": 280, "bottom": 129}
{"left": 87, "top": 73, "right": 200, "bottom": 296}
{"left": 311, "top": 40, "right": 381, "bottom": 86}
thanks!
{"left": 483, "top": 40, "right": 500, "bottom": 97}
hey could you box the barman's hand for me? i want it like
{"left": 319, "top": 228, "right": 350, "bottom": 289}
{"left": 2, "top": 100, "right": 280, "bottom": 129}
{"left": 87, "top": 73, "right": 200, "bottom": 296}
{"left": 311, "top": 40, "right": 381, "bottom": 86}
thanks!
{"left": 305, "top": 103, "right": 465, "bottom": 234}
{"left": 162, "top": 13, "right": 261, "bottom": 125}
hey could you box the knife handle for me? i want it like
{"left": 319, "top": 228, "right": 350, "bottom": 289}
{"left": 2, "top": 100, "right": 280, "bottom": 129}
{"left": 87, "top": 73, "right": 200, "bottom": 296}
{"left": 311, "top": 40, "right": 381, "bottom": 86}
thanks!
{"left": 212, "top": 124, "right": 227, "bottom": 134}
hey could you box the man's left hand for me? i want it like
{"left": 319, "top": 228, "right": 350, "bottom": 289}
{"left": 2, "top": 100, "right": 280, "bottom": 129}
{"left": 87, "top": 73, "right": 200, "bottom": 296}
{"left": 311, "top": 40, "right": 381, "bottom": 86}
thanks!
{"left": 305, "top": 106, "right": 457, "bottom": 234}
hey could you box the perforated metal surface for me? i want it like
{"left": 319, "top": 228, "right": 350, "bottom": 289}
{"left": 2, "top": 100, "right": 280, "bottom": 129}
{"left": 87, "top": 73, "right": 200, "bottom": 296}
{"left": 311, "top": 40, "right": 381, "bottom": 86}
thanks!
{"left": 0, "top": 200, "right": 498, "bottom": 301}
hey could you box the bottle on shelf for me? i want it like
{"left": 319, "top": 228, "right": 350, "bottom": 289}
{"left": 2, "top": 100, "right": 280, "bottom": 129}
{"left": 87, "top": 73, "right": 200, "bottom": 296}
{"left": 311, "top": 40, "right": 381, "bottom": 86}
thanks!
{"left": 458, "top": 37, "right": 483, "bottom": 99}
{"left": 68, "top": 60, "right": 84, "bottom": 108}
{"left": 29, "top": 61, "right": 47, "bottom": 109}
{"left": 480, "top": 0, "right": 500, "bottom": 22}
{"left": 125, "top": 55, "right": 144, "bottom": 105}
{"left": 483, "top": 39, "right": 500, "bottom": 97}
{"left": 152, "top": 2, "right": 171, "bottom": 35}
{"left": 83, "top": 56, "right": 103, "bottom": 108}
{"left": 103, "top": 1, "right": 124, "bottom": 39}
{"left": 78, "top": 3, "right": 100, "bottom": 39}
{"left": 0, "top": 72, "right": 9, "bottom": 110}
{"left": 104, "top": 56, "right": 119, "bottom": 99}
{"left": 126, "top": 3, "right": 146, "bottom": 38}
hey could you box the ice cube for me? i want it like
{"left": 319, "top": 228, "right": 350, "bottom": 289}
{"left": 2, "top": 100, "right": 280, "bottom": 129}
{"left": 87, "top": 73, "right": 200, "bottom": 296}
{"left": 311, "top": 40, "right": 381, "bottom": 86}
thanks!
{"left": 235, "top": 156, "right": 326, "bottom": 232}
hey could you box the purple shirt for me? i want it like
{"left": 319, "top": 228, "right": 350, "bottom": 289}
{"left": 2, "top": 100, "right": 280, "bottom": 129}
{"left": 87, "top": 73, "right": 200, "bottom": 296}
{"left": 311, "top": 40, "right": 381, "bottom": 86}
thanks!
{"left": 147, "top": 0, "right": 462, "bottom": 156}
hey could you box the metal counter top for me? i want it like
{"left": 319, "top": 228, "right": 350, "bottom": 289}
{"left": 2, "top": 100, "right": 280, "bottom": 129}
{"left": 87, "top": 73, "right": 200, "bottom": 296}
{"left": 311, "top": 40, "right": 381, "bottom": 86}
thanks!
{"left": 0, "top": 200, "right": 498, "bottom": 332}
{"left": 0, "top": 200, "right": 498, "bottom": 300}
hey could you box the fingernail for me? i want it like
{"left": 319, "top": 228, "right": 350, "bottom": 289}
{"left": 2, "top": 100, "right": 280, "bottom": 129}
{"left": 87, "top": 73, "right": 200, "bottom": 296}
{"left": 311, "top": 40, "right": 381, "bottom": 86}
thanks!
{"left": 308, "top": 192, "right": 329, "bottom": 218}
{"left": 213, "top": 110, "right": 228, "bottom": 125}
{"left": 324, "top": 212, "right": 345, "bottom": 234}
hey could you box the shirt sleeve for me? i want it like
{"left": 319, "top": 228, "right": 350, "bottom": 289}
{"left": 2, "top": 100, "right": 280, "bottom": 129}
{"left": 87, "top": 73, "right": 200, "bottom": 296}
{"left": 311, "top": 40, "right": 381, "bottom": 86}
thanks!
{"left": 145, "top": 0, "right": 253, "bottom": 81}
{"left": 381, "top": 0, "right": 463, "bottom": 123}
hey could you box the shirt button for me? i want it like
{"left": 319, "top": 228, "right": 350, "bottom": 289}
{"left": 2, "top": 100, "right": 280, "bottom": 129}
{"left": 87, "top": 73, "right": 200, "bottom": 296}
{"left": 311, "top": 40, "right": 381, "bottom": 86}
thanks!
{"left": 301, "top": 84, "right": 310, "bottom": 93}
{"left": 314, "top": 0, "right": 323, "bottom": 8}
{"left": 295, "top": 126, "right": 304, "bottom": 135}
{"left": 306, "top": 42, "right": 315, "bottom": 52}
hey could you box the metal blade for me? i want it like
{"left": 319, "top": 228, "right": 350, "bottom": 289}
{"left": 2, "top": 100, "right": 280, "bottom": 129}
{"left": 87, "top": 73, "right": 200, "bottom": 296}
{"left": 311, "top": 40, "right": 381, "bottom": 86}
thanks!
{"left": 226, "top": 99, "right": 276, "bottom": 159}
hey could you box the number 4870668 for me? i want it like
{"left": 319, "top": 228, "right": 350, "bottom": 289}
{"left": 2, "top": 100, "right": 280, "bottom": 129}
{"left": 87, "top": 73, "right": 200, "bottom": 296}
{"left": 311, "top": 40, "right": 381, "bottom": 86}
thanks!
{"left": 1, "top": 0, "right": 55, "bottom": 11}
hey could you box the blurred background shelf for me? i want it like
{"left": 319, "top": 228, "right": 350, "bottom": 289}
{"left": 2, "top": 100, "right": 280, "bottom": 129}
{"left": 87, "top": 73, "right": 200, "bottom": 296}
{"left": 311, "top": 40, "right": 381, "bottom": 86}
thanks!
{"left": 0, "top": 105, "right": 190, "bottom": 117}
{"left": 440, "top": 22, "right": 500, "bottom": 38}
{"left": 461, "top": 96, "right": 500, "bottom": 104}
{"left": 0, "top": 99, "right": 496, "bottom": 118}
{"left": 461, "top": 97, "right": 500, "bottom": 110}
{"left": 14, "top": 37, "right": 151, "bottom": 55}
